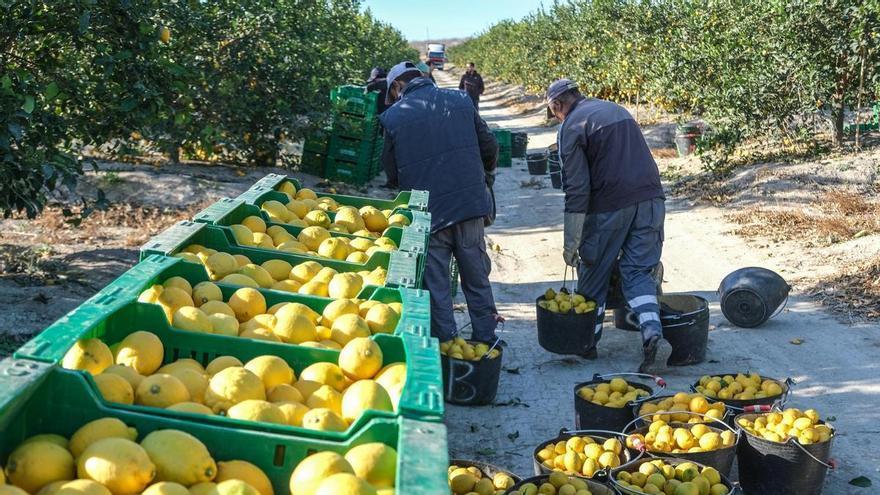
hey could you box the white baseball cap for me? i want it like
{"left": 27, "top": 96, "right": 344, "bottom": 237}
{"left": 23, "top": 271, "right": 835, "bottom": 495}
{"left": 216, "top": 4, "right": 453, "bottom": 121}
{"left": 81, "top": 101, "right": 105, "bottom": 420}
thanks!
{"left": 385, "top": 61, "right": 422, "bottom": 104}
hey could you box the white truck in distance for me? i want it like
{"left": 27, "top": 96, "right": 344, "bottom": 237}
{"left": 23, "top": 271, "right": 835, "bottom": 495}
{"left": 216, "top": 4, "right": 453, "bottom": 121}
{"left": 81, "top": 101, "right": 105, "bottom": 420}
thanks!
{"left": 427, "top": 43, "right": 446, "bottom": 70}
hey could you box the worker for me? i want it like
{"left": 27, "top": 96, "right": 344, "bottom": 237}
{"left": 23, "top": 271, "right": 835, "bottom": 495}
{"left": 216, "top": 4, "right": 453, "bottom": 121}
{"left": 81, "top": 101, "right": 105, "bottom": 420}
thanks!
{"left": 416, "top": 61, "right": 436, "bottom": 84}
{"left": 459, "top": 62, "right": 485, "bottom": 111}
{"left": 379, "top": 61, "right": 502, "bottom": 345}
{"left": 547, "top": 78, "right": 668, "bottom": 372}
{"left": 365, "top": 67, "right": 390, "bottom": 115}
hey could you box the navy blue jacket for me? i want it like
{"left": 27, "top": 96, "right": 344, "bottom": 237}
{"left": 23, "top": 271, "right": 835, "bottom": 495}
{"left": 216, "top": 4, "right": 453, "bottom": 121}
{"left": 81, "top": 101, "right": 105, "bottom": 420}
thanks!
{"left": 380, "top": 78, "right": 498, "bottom": 232}
{"left": 559, "top": 97, "right": 664, "bottom": 214}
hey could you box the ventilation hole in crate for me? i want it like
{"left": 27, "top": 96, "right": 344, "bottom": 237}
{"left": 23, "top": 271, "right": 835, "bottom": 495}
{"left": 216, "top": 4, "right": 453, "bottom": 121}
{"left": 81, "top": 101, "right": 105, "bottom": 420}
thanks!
{"left": 273, "top": 445, "right": 286, "bottom": 466}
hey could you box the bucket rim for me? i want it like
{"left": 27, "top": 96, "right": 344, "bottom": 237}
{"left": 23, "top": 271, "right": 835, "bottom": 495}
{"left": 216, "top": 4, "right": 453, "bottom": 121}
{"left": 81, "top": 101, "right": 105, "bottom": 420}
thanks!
{"left": 659, "top": 294, "right": 710, "bottom": 321}
{"left": 574, "top": 372, "right": 667, "bottom": 406}
{"left": 733, "top": 413, "right": 836, "bottom": 469}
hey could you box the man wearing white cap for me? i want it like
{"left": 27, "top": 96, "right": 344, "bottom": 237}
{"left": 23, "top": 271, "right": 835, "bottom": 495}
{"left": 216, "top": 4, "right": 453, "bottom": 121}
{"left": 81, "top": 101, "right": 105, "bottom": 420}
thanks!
{"left": 379, "top": 61, "right": 502, "bottom": 345}
{"left": 547, "top": 78, "right": 668, "bottom": 372}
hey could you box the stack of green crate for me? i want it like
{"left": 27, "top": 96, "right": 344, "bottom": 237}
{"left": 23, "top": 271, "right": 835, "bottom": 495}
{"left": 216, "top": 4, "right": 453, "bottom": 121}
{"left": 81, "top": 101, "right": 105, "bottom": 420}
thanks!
{"left": 300, "top": 128, "right": 330, "bottom": 176}
{"left": 326, "top": 86, "right": 383, "bottom": 185}
{"left": 493, "top": 129, "right": 512, "bottom": 167}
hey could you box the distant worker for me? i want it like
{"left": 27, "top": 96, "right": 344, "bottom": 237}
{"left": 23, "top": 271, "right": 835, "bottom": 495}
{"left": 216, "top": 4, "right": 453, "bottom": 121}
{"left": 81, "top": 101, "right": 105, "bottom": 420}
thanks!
{"left": 365, "top": 67, "right": 390, "bottom": 115}
{"left": 380, "top": 61, "right": 502, "bottom": 345}
{"left": 459, "top": 62, "right": 485, "bottom": 111}
{"left": 417, "top": 61, "right": 436, "bottom": 84}
{"left": 547, "top": 78, "right": 668, "bottom": 372}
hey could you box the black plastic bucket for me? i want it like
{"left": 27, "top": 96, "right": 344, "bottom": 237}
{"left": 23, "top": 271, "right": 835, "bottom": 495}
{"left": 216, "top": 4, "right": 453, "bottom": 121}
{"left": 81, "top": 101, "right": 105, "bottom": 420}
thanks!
{"left": 532, "top": 429, "right": 637, "bottom": 477}
{"left": 614, "top": 307, "right": 639, "bottom": 331}
{"left": 527, "top": 152, "right": 548, "bottom": 175}
{"left": 512, "top": 132, "right": 529, "bottom": 158}
{"left": 718, "top": 267, "right": 791, "bottom": 328}
{"left": 574, "top": 373, "right": 666, "bottom": 432}
{"left": 735, "top": 413, "right": 835, "bottom": 495}
{"left": 449, "top": 459, "right": 522, "bottom": 485}
{"left": 691, "top": 373, "right": 793, "bottom": 416}
{"left": 660, "top": 294, "right": 709, "bottom": 366}
{"left": 548, "top": 157, "right": 562, "bottom": 189}
{"left": 624, "top": 416, "right": 739, "bottom": 477}
{"left": 535, "top": 296, "right": 598, "bottom": 355}
{"left": 610, "top": 457, "right": 737, "bottom": 495}
{"left": 504, "top": 474, "right": 616, "bottom": 495}
{"left": 440, "top": 342, "right": 503, "bottom": 406}
{"left": 675, "top": 123, "right": 702, "bottom": 157}
{"left": 607, "top": 261, "right": 664, "bottom": 311}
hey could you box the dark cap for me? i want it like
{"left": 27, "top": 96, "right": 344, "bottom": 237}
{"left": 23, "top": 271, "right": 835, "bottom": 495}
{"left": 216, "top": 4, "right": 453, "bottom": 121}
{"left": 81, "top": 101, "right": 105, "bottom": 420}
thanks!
{"left": 546, "top": 78, "right": 579, "bottom": 102}
{"left": 368, "top": 67, "right": 386, "bottom": 82}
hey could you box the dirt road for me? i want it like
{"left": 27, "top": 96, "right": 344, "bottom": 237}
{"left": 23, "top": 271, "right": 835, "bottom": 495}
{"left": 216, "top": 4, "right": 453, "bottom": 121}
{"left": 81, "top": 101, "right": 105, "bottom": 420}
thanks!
{"left": 435, "top": 69, "right": 880, "bottom": 492}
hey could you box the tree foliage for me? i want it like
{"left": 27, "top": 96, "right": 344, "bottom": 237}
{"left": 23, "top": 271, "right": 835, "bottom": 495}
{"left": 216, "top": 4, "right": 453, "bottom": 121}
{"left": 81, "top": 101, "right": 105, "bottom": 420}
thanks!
{"left": 0, "top": 0, "right": 417, "bottom": 218}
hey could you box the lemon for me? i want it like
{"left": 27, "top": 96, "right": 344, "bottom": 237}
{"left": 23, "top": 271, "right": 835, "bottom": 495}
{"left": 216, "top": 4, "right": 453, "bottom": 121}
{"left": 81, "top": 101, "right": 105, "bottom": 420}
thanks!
{"left": 142, "top": 482, "right": 190, "bottom": 495}
{"left": 189, "top": 282, "right": 221, "bottom": 307}
{"left": 275, "top": 401, "right": 310, "bottom": 426}
{"left": 360, "top": 207, "right": 388, "bottom": 233}
{"left": 199, "top": 301, "right": 235, "bottom": 318}
{"left": 237, "top": 265, "right": 274, "bottom": 289}
{"left": 54, "top": 480, "right": 111, "bottom": 495}
{"left": 214, "top": 462, "right": 272, "bottom": 495}
{"left": 157, "top": 359, "right": 205, "bottom": 375}
{"left": 305, "top": 385, "right": 343, "bottom": 414}
{"left": 329, "top": 314, "right": 371, "bottom": 346}
{"left": 328, "top": 273, "right": 363, "bottom": 299}
{"left": 374, "top": 363, "right": 405, "bottom": 410}
{"left": 173, "top": 307, "right": 214, "bottom": 333}
{"left": 344, "top": 443, "right": 396, "bottom": 489}
{"left": 136, "top": 374, "right": 190, "bottom": 408}
{"left": 240, "top": 314, "right": 276, "bottom": 333}
{"left": 228, "top": 288, "right": 266, "bottom": 322}
{"left": 167, "top": 402, "right": 214, "bottom": 415}
{"left": 230, "top": 225, "right": 255, "bottom": 246}
{"left": 293, "top": 380, "right": 324, "bottom": 400}
{"left": 77, "top": 438, "right": 156, "bottom": 495}
{"left": 334, "top": 207, "right": 365, "bottom": 233}
{"left": 0, "top": 486, "right": 29, "bottom": 495}
{"left": 205, "top": 253, "right": 238, "bottom": 280}
{"left": 262, "top": 200, "right": 291, "bottom": 221}
{"left": 299, "top": 362, "right": 347, "bottom": 392}
{"left": 298, "top": 227, "right": 330, "bottom": 251}
{"left": 387, "top": 214, "right": 409, "bottom": 227}
{"left": 314, "top": 473, "right": 375, "bottom": 495}
{"left": 215, "top": 479, "right": 260, "bottom": 495}
{"left": 5, "top": 441, "right": 75, "bottom": 493}
{"left": 166, "top": 368, "right": 209, "bottom": 404}
{"left": 138, "top": 285, "right": 164, "bottom": 304}
{"left": 315, "top": 238, "right": 347, "bottom": 260}
{"left": 341, "top": 380, "right": 393, "bottom": 424}
{"left": 339, "top": 337, "right": 383, "bottom": 380}
{"left": 259, "top": 260, "right": 291, "bottom": 281}
{"left": 115, "top": 331, "right": 164, "bottom": 375}
{"left": 21, "top": 434, "right": 68, "bottom": 450}
{"left": 94, "top": 373, "right": 135, "bottom": 404}
{"left": 189, "top": 483, "right": 218, "bottom": 495}
{"left": 358, "top": 301, "right": 381, "bottom": 318}
{"left": 272, "top": 311, "right": 317, "bottom": 344}
{"left": 70, "top": 418, "right": 138, "bottom": 458}
{"left": 226, "top": 400, "right": 287, "bottom": 424}
{"left": 321, "top": 299, "right": 358, "bottom": 326}
{"left": 288, "top": 262, "right": 321, "bottom": 284}
{"left": 364, "top": 305, "right": 399, "bottom": 334}
{"left": 289, "top": 452, "right": 353, "bottom": 495}
{"left": 240, "top": 216, "right": 266, "bottom": 234}
{"left": 286, "top": 200, "right": 308, "bottom": 219}
{"left": 220, "top": 274, "right": 259, "bottom": 288}
{"left": 295, "top": 281, "right": 325, "bottom": 297}
{"left": 205, "top": 314, "right": 238, "bottom": 337}
{"left": 162, "top": 277, "right": 192, "bottom": 296}
{"left": 296, "top": 188, "right": 317, "bottom": 201}
{"left": 140, "top": 430, "right": 216, "bottom": 486}
{"left": 206, "top": 356, "right": 243, "bottom": 376}
{"left": 301, "top": 408, "right": 348, "bottom": 432}
{"left": 62, "top": 338, "right": 113, "bottom": 375}
{"left": 244, "top": 356, "right": 295, "bottom": 391}
{"left": 320, "top": 339, "right": 342, "bottom": 351}
{"left": 205, "top": 366, "right": 266, "bottom": 412}
{"left": 303, "top": 210, "right": 330, "bottom": 229}
{"left": 34, "top": 480, "right": 68, "bottom": 495}
{"left": 270, "top": 280, "right": 301, "bottom": 293}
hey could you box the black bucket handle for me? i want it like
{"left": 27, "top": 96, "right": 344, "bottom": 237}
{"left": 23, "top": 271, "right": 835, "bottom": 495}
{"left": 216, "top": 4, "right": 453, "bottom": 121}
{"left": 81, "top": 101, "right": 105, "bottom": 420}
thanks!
{"left": 623, "top": 411, "right": 741, "bottom": 450}
{"left": 590, "top": 372, "right": 668, "bottom": 405}
{"left": 452, "top": 320, "right": 505, "bottom": 362}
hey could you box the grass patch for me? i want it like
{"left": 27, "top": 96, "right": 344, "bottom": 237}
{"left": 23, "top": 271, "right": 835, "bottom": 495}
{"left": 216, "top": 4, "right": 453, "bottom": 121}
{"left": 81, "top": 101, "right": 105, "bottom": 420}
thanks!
{"left": 808, "top": 257, "right": 880, "bottom": 321}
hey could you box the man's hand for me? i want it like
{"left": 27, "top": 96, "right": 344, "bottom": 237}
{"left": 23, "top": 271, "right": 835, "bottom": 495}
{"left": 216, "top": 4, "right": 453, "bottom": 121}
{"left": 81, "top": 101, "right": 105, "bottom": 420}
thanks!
{"left": 485, "top": 169, "right": 496, "bottom": 187}
{"left": 563, "top": 212, "right": 586, "bottom": 267}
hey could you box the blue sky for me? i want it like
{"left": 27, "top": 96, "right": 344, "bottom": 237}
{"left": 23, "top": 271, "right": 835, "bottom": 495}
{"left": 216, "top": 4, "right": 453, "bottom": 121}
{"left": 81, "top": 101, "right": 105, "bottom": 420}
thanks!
{"left": 362, "top": 0, "right": 544, "bottom": 40}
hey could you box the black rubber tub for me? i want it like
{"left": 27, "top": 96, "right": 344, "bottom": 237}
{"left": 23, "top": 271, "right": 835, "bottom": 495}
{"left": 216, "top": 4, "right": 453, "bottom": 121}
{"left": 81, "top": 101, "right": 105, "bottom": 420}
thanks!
{"left": 440, "top": 341, "right": 503, "bottom": 406}
{"left": 718, "top": 267, "right": 790, "bottom": 328}
{"left": 574, "top": 373, "right": 666, "bottom": 432}
{"left": 527, "top": 152, "right": 548, "bottom": 175}
{"left": 535, "top": 296, "right": 598, "bottom": 356}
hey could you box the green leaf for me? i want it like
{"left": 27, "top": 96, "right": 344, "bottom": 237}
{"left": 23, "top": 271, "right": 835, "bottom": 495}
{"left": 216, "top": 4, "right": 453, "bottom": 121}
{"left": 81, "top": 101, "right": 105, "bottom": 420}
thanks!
{"left": 849, "top": 477, "right": 872, "bottom": 488}
{"left": 1, "top": 75, "right": 11, "bottom": 90}
{"left": 21, "top": 96, "right": 34, "bottom": 114}
{"left": 44, "top": 82, "right": 59, "bottom": 101}
{"left": 78, "top": 11, "right": 91, "bottom": 34}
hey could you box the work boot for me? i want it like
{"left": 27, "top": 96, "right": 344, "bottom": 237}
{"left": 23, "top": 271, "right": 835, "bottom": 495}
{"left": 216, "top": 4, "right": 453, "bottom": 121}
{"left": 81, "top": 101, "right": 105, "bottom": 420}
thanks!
{"left": 639, "top": 335, "right": 671, "bottom": 374}
{"left": 580, "top": 346, "right": 598, "bottom": 360}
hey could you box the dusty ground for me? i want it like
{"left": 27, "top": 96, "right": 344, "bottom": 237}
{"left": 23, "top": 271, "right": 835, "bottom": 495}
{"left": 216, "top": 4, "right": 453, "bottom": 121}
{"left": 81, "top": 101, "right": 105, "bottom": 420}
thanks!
{"left": 434, "top": 69, "right": 880, "bottom": 493}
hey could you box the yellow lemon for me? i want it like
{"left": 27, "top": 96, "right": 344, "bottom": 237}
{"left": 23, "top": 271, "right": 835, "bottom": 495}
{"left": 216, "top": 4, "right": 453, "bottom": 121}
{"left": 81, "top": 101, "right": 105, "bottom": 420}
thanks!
{"left": 166, "top": 368, "right": 209, "bottom": 404}
{"left": 77, "top": 438, "right": 156, "bottom": 495}
{"left": 341, "top": 380, "right": 393, "bottom": 424}
{"left": 344, "top": 443, "right": 396, "bottom": 489}
{"left": 166, "top": 402, "right": 214, "bottom": 415}
{"left": 321, "top": 299, "right": 360, "bottom": 326}
{"left": 5, "top": 441, "right": 74, "bottom": 493}
{"left": 199, "top": 301, "right": 235, "bottom": 318}
{"left": 289, "top": 261, "right": 322, "bottom": 283}
{"left": 34, "top": 481, "right": 68, "bottom": 495}
{"left": 241, "top": 216, "right": 267, "bottom": 234}
{"left": 94, "top": 373, "right": 135, "bottom": 405}
{"left": 298, "top": 281, "right": 328, "bottom": 297}
{"left": 205, "top": 356, "right": 243, "bottom": 376}
{"left": 163, "top": 277, "right": 193, "bottom": 296}
{"left": 220, "top": 274, "right": 259, "bottom": 288}
{"left": 270, "top": 280, "right": 302, "bottom": 293}
{"left": 305, "top": 385, "right": 343, "bottom": 414}
{"left": 157, "top": 359, "right": 205, "bottom": 375}
{"left": 293, "top": 380, "right": 324, "bottom": 401}
{"left": 20, "top": 434, "right": 68, "bottom": 450}
{"left": 69, "top": 418, "right": 138, "bottom": 458}
{"left": 226, "top": 400, "right": 287, "bottom": 425}
{"left": 315, "top": 473, "right": 376, "bottom": 495}
{"left": 387, "top": 214, "right": 410, "bottom": 227}
{"left": 54, "top": 480, "right": 111, "bottom": 495}
{"left": 228, "top": 288, "right": 266, "bottom": 322}
{"left": 317, "top": 238, "right": 349, "bottom": 260}
{"left": 230, "top": 225, "right": 255, "bottom": 246}
{"left": 207, "top": 314, "right": 239, "bottom": 336}
{"left": 237, "top": 265, "right": 274, "bottom": 289}
{"left": 301, "top": 408, "right": 348, "bottom": 432}
{"left": 328, "top": 273, "right": 363, "bottom": 299}
{"left": 267, "top": 384, "right": 304, "bottom": 403}
{"left": 62, "top": 338, "right": 113, "bottom": 375}
{"left": 205, "top": 253, "right": 238, "bottom": 280}
{"left": 339, "top": 337, "right": 383, "bottom": 380}
{"left": 205, "top": 367, "right": 266, "bottom": 412}
{"left": 136, "top": 374, "right": 191, "bottom": 408}
{"left": 260, "top": 260, "right": 293, "bottom": 281}
{"left": 360, "top": 207, "right": 388, "bottom": 233}
{"left": 115, "top": 331, "right": 164, "bottom": 375}
{"left": 272, "top": 311, "right": 317, "bottom": 344}
{"left": 142, "top": 483, "right": 190, "bottom": 495}
{"left": 172, "top": 307, "right": 214, "bottom": 333}
{"left": 364, "top": 304, "right": 399, "bottom": 334}
{"left": 140, "top": 430, "right": 216, "bottom": 486}
{"left": 330, "top": 314, "right": 371, "bottom": 346}
{"left": 244, "top": 356, "right": 295, "bottom": 391}
{"left": 299, "top": 362, "right": 347, "bottom": 392}
{"left": 298, "top": 227, "right": 330, "bottom": 251}
{"left": 289, "top": 452, "right": 352, "bottom": 495}
{"left": 215, "top": 462, "right": 272, "bottom": 495}
{"left": 275, "top": 401, "right": 310, "bottom": 426}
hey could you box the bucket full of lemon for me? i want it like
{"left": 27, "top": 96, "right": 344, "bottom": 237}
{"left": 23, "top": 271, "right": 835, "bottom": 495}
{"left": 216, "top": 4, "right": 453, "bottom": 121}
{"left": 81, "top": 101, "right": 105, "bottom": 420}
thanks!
{"left": 504, "top": 471, "right": 617, "bottom": 495}
{"left": 610, "top": 457, "right": 737, "bottom": 495}
{"left": 623, "top": 411, "right": 740, "bottom": 477}
{"left": 634, "top": 392, "right": 729, "bottom": 429}
{"left": 439, "top": 337, "right": 503, "bottom": 406}
{"left": 691, "top": 372, "right": 793, "bottom": 416}
{"left": 574, "top": 373, "right": 666, "bottom": 432}
{"left": 532, "top": 429, "right": 637, "bottom": 479}
{"left": 535, "top": 273, "right": 599, "bottom": 355}
{"left": 448, "top": 460, "right": 520, "bottom": 494}
{"left": 734, "top": 407, "right": 835, "bottom": 495}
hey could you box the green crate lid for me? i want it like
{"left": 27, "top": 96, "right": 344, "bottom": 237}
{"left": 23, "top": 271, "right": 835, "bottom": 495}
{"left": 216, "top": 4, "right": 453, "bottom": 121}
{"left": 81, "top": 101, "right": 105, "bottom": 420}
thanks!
{"left": 0, "top": 359, "right": 448, "bottom": 495}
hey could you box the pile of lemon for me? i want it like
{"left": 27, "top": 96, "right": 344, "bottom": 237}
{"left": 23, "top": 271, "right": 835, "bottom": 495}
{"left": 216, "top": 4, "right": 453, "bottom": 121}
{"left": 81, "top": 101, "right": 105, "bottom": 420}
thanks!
{"left": 637, "top": 393, "right": 726, "bottom": 423}
{"left": 535, "top": 435, "right": 624, "bottom": 477}
{"left": 62, "top": 334, "right": 406, "bottom": 433}
{"left": 737, "top": 408, "right": 832, "bottom": 445}
{"left": 173, "top": 246, "right": 388, "bottom": 295}
{"left": 537, "top": 289, "right": 596, "bottom": 314}
{"left": 289, "top": 443, "right": 398, "bottom": 495}
{"left": 0, "top": 417, "right": 276, "bottom": 495}
{"left": 615, "top": 460, "right": 728, "bottom": 495}
{"left": 577, "top": 378, "right": 651, "bottom": 409}
{"left": 439, "top": 337, "right": 501, "bottom": 361}
{"left": 694, "top": 373, "right": 783, "bottom": 401}
{"left": 137, "top": 279, "right": 400, "bottom": 348}
{"left": 626, "top": 419, "right": 736, "bottom": 455}
{"left": 447, "top": 465, "right": 515, "bottom": 495}
{"left": 508, "top": 472, "right": 596, "bottom": 495}
{"left": 274, "top": 182, "right": 411, "bottom": 232}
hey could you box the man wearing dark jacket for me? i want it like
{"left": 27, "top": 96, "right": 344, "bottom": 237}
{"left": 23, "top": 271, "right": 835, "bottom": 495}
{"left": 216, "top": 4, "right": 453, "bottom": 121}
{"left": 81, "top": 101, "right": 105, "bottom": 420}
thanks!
{"left": 459, "top": 62, "right": 485, "bottom": 111}
{"left": 365, "top": 67, "right": 390, "bottom": 115}
{"left": 380, "top": 61, "right": 501, "bottom": 344}
{"left": 547, "top": 78, "right": 669, "bottom": 372}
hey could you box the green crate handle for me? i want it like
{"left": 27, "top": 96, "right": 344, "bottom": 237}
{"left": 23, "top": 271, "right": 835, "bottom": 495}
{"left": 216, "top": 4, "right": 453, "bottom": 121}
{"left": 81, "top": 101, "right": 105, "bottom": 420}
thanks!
{"left": 140, "top": 220, "right": 206, "bottom": 256}
{"left": 193, "top": 198, "right": 244, "bottom": 224}
{"left": 0, "top": 361, "right": 449, "bottom": 495}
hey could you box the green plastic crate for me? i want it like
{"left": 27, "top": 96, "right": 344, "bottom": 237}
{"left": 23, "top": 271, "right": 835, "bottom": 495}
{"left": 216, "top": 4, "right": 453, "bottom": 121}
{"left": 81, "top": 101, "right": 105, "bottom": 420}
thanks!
{"left": 140, "top": 221, "right": 423, "bottom": 289}
{"left": 497, "top": 150, "right": 513, "bottom": 168}
{"left": 328, "top": 135, "right": 377, "bottom": 164}
{"left": 118, "top": 255, "right": 430, "bottom": 334}
{"left": 243, "top": 173, "right": 430, "bottom": 212}
{"left": 331, "top": 85, "right": 379, "bottom": 117}
{"left": 333, "top": 114, "right": 379, "bottom": 140}
{"left": 14, "top": 299, "right": 443, "bottom": 431}
{"left": 303, "top": 132, "right": 330, "bottom": 154}
{"left": 326, "top": 158, "right": 375, "bottom": 186}
{"left": 192, "top": 199, "right": 427, "bottom": 288}
{"left": 299, "top": 151, "right": 326, "bottom": 176}
{"left": 493, "top": 129, "right": 512, "bottom": 149}
{"left": 0, "top": 359, "right": 448, "bottom": 495}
